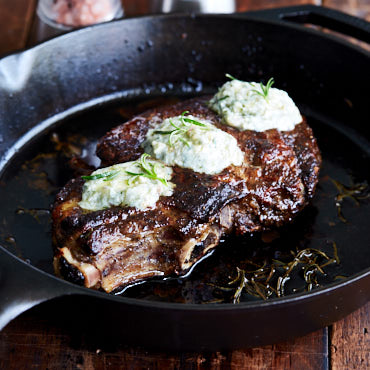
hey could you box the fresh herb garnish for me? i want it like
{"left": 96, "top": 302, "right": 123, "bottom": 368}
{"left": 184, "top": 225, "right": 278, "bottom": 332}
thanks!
{"left": 251, "top": 77, "right": 274, "bottom": 101}
{"left": 226, "top": 74, "right": 275, "bottom": 101}
{"left": 125, "top": 153, "right": 168, "bottom": 186}
{"left": 154, "top": 111, "right": 208, "bottom": 147}
{"left": 82, "top": 170, "right": 119, "bottom": 182}
{"left": 209, "top": 94, "right": 229, "bottom": 113}
{"left": 225, "top": 73, "right": 240, "bottom": 81}
{"left": 217, "top": 95, "right": 229, "bottom": 102}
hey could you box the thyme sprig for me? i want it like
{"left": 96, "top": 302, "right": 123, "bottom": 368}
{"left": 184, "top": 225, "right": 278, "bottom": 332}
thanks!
{"left": 251, "top": 77, "right": 274, "bottom": 101}
{"left": 82, "top": 170, "right": 119, "bottom": 182}
{"left": 125, "top": 153, "right": 168, "bottom": 186}
{"left": 330, "top": 178, "right": 369, "bottom": 223}
{"left": 154, "top": 111, "right": 208, "bottom": 147}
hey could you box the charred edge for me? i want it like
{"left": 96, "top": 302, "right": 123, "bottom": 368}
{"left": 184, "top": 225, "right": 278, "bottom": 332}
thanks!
{"left": 58, "top": 256, "right": 85, "bottom": 286}
{"left": 189, "top": 232, "right": 218, "bottom": 263}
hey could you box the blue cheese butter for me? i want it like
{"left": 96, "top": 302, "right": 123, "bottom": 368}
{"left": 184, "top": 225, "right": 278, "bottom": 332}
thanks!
{"left": 143, "top": 113, "right": 243, "bottom": 175}
{"left": 79, "top": 155, "right": 174, "bottom": 211}
{"left": 209, "top": 78, "right": 302, "bottom": 132}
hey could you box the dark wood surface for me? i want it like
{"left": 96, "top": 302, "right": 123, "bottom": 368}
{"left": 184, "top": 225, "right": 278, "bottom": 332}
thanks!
{"left": 0, "top": 1, "right": 369, "bottom": 369}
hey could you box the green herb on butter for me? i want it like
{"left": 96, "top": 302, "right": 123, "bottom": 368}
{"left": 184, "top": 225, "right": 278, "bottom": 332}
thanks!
{"left": 143, "top": 113, "right": 244, "bottom": 175}
{"left": 82, "top": 170, "right": 119, "bottom": 182}
{"left": 225, "top": 73, "right": 240, "bottom": 81}
{"left": 226, "top": 74, "right": 275, "bottom": 101}
{"left": 79, "top": 156, "right": 174, "bottom": 211}
{"left": 126, "top": 153, "right": 168, "bottom": 186}
{"left": 209, "top": 76, "right": 302, "bottom": 132}
{"left": 154, "top": 111, "right": 208, "bottom": 147}
{"left": 251, "top": 77, "right": 274, "bottom": 101}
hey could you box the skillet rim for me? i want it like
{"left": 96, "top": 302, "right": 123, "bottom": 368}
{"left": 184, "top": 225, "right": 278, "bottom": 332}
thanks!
{"left": 0, "top": 12, "right": 369, "bottom": 60}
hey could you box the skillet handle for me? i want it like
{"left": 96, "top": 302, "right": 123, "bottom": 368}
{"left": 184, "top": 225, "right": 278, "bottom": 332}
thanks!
{"left": 0, "top": 247, "right": 77, "bottom": 330}
{"left": 244, "top": 5, "right": 370, "bottom": 44}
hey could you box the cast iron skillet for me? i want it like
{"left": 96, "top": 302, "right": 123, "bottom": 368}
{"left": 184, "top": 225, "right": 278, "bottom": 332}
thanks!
{"left": 0, "top": 5, "right": 369, "bottom": 350}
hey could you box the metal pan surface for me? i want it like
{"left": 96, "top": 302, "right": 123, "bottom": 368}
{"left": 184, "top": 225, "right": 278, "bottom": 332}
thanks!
{"left": 0, "top": 5, "right": 369, "bottom": 350}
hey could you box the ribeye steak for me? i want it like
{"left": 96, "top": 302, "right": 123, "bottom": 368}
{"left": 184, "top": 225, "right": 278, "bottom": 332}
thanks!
{"left": 52, "top": 97, "right": 321, "bottom": 293}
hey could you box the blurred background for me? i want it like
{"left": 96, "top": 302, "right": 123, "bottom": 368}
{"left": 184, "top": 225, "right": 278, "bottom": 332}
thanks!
{"left": 0, "top": 0, "right": 369, "bottom": 55}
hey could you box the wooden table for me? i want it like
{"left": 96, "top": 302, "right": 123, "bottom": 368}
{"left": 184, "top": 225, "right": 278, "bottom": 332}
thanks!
{"left": 0, "top": 1, "right": 369, "bottom": 368}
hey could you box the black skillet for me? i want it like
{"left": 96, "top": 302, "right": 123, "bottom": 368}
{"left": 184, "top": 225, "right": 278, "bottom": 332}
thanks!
{"left": 0, "top": 5, "right": 369, "bottom": 350}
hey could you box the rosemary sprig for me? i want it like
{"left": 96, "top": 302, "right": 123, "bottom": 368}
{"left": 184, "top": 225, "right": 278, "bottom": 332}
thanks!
{"left": 210, "top": 94, "right": 229, "bottom": 114}
{"left": 154, "top": 111, "right": 207, "bottom": 147}
{"left": 275, "top": 247, "right": 338, "bottom": 296}
{"left": 212, "top": 242, "right": 339, "bottom": 303}
{"left": 182, "top": 116, "right": 207, "bottom": 127}
{"left": 216, "top": 95, "right": 229, "bottom": 102}
{"left": 82, "top": 170, "right": 119, "bottom": 182}
{"left": 225, "top": 74, "right": 275, "bottom": 101}
{"left": 229, "top": 267, "right": 245, "bottom": 303}
{"left": 251, "top": 77, "right": 274, "bottom": 101}
{"left": 125, "top": 153, "right": 168, "bottom": 186}
{"left": 225, "top": 73, "right": 241, "bottom": 81}
{"left": 330, "top": 178, "right": 369, "bottom": 223}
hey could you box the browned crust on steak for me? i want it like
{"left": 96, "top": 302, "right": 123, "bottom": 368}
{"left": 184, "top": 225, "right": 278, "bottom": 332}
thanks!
{"left": 53, "top": 96, "right": 321, "bottom": 292}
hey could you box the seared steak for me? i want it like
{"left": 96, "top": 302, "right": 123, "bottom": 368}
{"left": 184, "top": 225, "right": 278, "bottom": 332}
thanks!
{"left": 52, "top": 97, "right": 321, "bottom": 293}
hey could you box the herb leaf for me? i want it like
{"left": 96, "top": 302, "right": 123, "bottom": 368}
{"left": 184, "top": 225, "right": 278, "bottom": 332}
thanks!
{"left": 82, "top": 170, "right": 119, "bottom": 182}
{"left": 217, "top": 95, "right": 229, "bottom": 102}
{"left": 183, "top": 117, "right": 207, "bottom": 127}
{"left": 225, "top": 73, "right": 240, "bottom": 81}
{"left": 225, "top": 74, "right": 275, "bottom": 100}
{"left": 252, "top": 77, "right": 274, "bottom": 101}
{"left": 330, "top": 178, "right": 369, "bottom": 223}
{"left": 153, "top": 130, "right": 174, "bottom": 135}
{"left": 125, "top": 153, "right": 169, "bottom": 186}
{"left": 153, "top": 111, "right": 208, "bottom": 147}
{"left": 211, "top": 242, "right": 340, "bottom": 303}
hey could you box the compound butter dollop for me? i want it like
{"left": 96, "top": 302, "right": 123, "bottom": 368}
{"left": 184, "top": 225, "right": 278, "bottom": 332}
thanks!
{"left": 143, "top": 113, "right": 243, "bottom": 175}
{"left": 209, "top": 79, "right": 302, "bottom": 132}
{"left": 79, "top": 155, "right": 174, "bottom": 211}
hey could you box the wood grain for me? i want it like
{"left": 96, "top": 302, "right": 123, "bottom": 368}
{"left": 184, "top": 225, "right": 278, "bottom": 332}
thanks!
{"left": 0, "top": 0, "right": 36, "bottom": 56}
{"left": 0, "top": 307, "right": 328, "bottom": 369}
{"left": 323, "top": 0, "right": 370, "bottom": 21}
{"left": 330, "top": 302, "right": 370, "bottom": 370}
{"left": 229, "top": 330, "right": 328, "bottom": 369}
{"left": 235, "top": 0, "right": 321, "bottom": 12}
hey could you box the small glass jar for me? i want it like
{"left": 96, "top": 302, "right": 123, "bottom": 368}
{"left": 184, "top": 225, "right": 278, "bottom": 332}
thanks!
{"left": 150, "top": 0, "right": 236, "bottom": 14}
{"left": 37, "top": 0, "right": 124, "bottom": 30}
{"left": 29, "top": 0, "right": 124, "bottom": 44}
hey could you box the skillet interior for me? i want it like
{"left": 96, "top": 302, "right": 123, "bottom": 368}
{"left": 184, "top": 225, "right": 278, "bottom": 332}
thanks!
{"left": 0, "top": 14, "right": 369, "bottom": 349}
{"left": 0, "top": 95, "right": 369, "bottom": 303}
